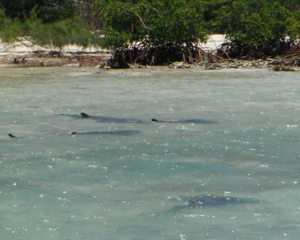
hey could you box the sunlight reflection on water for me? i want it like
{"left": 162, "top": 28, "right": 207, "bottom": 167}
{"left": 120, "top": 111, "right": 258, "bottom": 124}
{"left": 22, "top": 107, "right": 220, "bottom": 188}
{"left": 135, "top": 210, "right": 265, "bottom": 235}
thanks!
{"left": 0, "top": 67, "right": 300, "bottom": 239}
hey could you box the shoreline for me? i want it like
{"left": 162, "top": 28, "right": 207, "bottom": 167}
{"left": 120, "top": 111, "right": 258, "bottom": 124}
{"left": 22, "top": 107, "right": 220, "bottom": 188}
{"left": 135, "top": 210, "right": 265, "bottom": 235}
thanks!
{"left": 0, "top": 37, "right": 112, "bottom": 68}
{"left": 1, "top": 36, "right": 298, "bottom": 71}
{"left": 1, "top": 53, "right": 298, "bottom": 72}
{"left": 0, "top": 50, "right": 112, "bottom": 68}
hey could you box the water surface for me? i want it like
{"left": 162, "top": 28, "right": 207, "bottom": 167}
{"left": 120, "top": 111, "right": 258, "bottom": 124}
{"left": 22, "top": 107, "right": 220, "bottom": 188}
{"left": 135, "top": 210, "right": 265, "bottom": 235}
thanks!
{"left": 1, "top": 67, "right": 300, "bottom": 239}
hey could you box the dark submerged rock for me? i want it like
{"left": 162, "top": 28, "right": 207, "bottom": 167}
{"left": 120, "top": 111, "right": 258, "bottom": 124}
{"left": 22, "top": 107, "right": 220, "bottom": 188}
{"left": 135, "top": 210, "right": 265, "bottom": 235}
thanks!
{"left": 272, "top": 66, "right": 297, "bottom": 71}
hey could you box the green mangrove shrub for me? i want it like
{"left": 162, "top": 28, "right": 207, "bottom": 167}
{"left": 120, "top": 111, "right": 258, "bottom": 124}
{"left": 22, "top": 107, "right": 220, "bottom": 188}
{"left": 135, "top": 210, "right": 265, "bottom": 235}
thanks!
{"left": 217, "top": 0, "right": 291, "bottom": 45}
{"left": 101, "top": 0, "right": 207, "bottom": 48}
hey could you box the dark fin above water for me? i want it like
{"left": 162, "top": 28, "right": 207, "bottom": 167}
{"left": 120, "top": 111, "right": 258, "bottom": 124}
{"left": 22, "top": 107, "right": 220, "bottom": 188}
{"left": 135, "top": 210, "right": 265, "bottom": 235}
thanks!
{"left": 152, "top": 118, "right": 160, "bottom": 122}
{"left": 80, "top": 113, "right": 90, "bottom": 118}
{"left": 8, "top": 134, "right": 18, "bottom": 138}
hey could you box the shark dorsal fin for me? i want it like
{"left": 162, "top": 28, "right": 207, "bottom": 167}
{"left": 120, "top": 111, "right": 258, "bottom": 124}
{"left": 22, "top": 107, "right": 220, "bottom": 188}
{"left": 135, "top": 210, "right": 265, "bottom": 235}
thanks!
{"left": 152, "top": 118, "right": 160, "bottom": 122}
{"left": 80, "top": 113, "right": 90, "bottom": 118}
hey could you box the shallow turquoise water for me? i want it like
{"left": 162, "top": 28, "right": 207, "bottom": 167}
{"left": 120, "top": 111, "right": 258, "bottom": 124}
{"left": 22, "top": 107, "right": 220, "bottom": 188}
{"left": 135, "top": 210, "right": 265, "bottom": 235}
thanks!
{"left": 1, "top": 67, "right": 300, "bottom": 239}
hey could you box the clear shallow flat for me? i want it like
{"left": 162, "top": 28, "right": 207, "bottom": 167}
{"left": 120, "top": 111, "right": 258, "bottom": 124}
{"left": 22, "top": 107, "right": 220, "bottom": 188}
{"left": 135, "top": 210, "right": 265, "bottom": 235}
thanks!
{"left": 0, "top": 67, "right": 300, "bottom": 239}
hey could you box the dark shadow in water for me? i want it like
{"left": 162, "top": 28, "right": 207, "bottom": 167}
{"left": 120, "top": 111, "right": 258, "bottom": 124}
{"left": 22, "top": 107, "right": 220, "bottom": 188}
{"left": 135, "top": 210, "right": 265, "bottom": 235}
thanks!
{"left": 64, "top": 112, "right": 144, "bottom": 123}
{"left": 62, "top": 113, "right": 217, "bottom": 124}
{"left": 171, "top": 194, "right": 262, "bottom": 211}
{"left": 152, "top": 118, "right": 216, "bottom": 124}
{"left": 61, "top": 113, "right": 216, "bottom": 124}
{"left": 8, "top": 130, "right": 140, "bottom": 138}
{"left": 70, "top": 130, "right": 141, "bottom": 136}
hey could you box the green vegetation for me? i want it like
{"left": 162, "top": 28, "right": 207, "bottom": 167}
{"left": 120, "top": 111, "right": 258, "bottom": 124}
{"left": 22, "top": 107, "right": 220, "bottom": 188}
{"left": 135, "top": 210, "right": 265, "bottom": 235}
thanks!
{"left": 217, "top": 1, "right": 291, "bottom": 45}
{"left": 0, "top": 0, "right": 75, "bottom": 22}
{"left": 0, "top": 0, "right": 99, "bottom": 49}
{"left": 0, "top": 10, "right": 96, "bottom": 48}
{"left": 0, "top": 0, "right": 300, "bottom": 63}
{"left": 101, "top": 0, "right": 206, "bottom": 48}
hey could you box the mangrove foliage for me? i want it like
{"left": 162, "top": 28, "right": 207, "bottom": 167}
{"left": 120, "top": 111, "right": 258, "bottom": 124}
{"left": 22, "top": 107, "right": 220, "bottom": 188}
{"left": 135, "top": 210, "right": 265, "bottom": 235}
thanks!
{"left": 1, "top": 0, "right": 300, "bottom": 65}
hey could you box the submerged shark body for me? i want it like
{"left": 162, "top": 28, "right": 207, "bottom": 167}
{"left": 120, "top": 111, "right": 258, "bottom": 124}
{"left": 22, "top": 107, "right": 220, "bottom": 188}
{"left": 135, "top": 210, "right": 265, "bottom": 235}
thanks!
{"left": 59, "top": 113, "right": 143, "bottom": 123}
{"left": 62, "top": 113, "right": 215, "bottom": 124}
{"left": 80, "top": 113, "right": 143, "bottom": 123}
{"left": 8, "top": 130, "right": 140, "bottom": 138}
{"left": 151, "top": 118, "right": 216, "bottom": 124}
{"left": 70, "top": 130, "right": 141, "bottom": 136}
{"left": 172, "top": 194, "right": 261, "bottom": 210}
